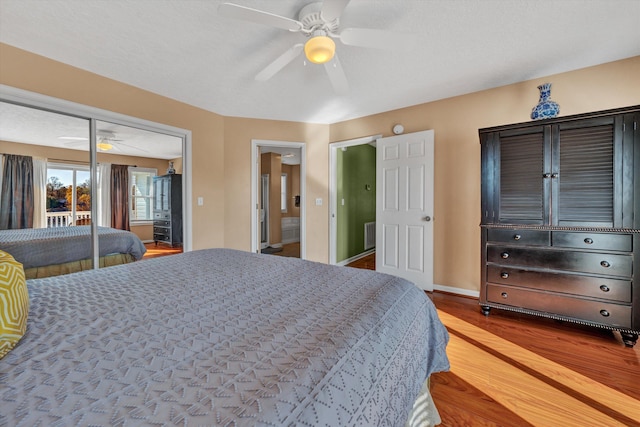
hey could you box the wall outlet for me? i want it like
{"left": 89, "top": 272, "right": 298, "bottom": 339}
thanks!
{"left": 315, "top": 198, "right": 323, "bottom": 206}
{"left": 197, "top": 196, "right": 204, "bottom": 206}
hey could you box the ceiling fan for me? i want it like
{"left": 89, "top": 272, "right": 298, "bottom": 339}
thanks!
{"left": 62, "top": 130, "right": 149, "bottom": 153}
{"left": 218, "top": 0, "right": 415, "bottom": 94}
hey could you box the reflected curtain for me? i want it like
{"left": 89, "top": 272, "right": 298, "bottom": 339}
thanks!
{"left": 97, "top": 162, "right": 112, "bottom": 227}
{"left": 0, "top": 154, "right": 34, "bottom": 229}
{"left": 32, "top": 157, "right": 47, "bottom": 229}
{"left": 110, "top": 164, "right": 129, "bottom": 231}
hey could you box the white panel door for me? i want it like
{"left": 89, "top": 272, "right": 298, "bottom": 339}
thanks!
{"left": 376, "top": 130, "right": 434, "bottom": 290}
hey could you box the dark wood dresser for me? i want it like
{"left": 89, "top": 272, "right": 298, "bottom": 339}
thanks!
{"left": 479, "top": 105, "right": 640, "bottom": 346}
{"left": 153, "top": 173, "right": 182, "bottom": 247}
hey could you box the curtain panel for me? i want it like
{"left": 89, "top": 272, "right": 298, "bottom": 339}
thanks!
{"left": 0, "top": 154, "right": 34, "bottom": 229}
{"left": 110, "top": 164, "right": 129, "bottom": 231}
{"left": 97, "top": 162, "right": 112, "bottom": 227}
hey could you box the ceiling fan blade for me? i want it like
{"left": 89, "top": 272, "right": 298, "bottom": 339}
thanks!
{"left": 116, "top": 141, "right": 151, "bottom": 153}
{"left": 321, "top": 0, "right": 351, "bottom": 22}
{"left": 218, "top": 2, "right": 302, "bottom": 31}
{"left": 324, "top": 53, "right": 349, "bottom": 95}
{"left": 255, "top": 44, "right": 304, "bottom": 81}
{"left": 340, "top": 27, "right": 415, "bottom": 50}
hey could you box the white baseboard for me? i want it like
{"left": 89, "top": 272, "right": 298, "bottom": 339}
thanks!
{"left": 433, "top": 283, "right": 480, "bottom": 298}
{"left": 336, "top": 249, "right": 375, "bottom": 266}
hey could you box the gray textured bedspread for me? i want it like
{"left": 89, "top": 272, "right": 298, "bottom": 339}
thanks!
{"left": 1, "top": 248, "right": 449, "bottom": 426}
{"left": 0, "top": 226, "right": 146, "bottom": 268}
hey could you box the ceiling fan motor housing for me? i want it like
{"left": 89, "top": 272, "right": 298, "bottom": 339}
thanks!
{"left": 299, "top": 2, "right": 339, "bottom": 35}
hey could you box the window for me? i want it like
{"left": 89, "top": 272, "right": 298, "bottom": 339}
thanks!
{"left": 46, "top": 163, "right": 91, "bottom": 227}
{"left": 129, "top": 168, "right": 156, "bottom": 222}
{"left": 281, "top": 173, "right": 288, "bottom": 213}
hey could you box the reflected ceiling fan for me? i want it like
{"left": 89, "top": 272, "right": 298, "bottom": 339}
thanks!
{"left": 218, "top": 0, "right": 414, "bottom": 94}
{"left": 62, "top": 130, "right": 149, "bottom": 153}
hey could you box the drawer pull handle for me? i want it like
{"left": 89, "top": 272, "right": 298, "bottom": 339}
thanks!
{"left": 500, "top": 272, "right": 509, "bottom": 279}
{"left": 599, "top": 310, "right": 610, "bottom": 317}
{"left": 600, "top": 261, "right": 610, "bottom": 268}
{"left": 513, "top": 234, "right": 521, "bottom": 241}
{"left": 584, "top": 238, "right": 593, "bottom": 245}
{"left": 501, "top": 252, "right": 509, "bottom": 259}
{"left": 599, "top": 285, "right": 610, "bottom": 292}
{"left": 501, "top": 292, "right": 508, "bottom": 298}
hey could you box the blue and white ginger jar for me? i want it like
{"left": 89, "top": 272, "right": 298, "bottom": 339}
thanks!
{"left": 531, "top": 83, "right": 560, "bottom": 120}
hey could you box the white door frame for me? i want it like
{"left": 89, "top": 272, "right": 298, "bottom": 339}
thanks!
{"left": 329, "top": 134, "right": 381, "bottom": 265}
{"left": 251, "top": 139, "right": 306, "bottom": 258}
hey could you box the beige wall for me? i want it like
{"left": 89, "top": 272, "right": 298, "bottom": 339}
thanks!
{"left": 222, "top": 117, "right": 330, "bottom": 261}
{"left": 2, "top": 41, "right": 638, "bottom": 293}
{"left": 330, "top": 56, "right": 640, "bottom": 293}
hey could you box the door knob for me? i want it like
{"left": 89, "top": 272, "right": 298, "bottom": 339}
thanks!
{"left": 424, "top": 216, "right": 431, "bottom": 222}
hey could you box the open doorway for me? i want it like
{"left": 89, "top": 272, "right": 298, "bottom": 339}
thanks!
{"left": 251, "top": 140, "right": 306, "bottom": 259}
{"left": 329, "top": 135, "right": 380, "bottom": 266}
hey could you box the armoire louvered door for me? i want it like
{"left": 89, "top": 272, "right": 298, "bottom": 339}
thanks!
{"left": 555, "top": 117, "right": 615, "bottom": 227}
{"left": 497, "top": 128, "right": 547, "bottom": 225}
{"left": 487, "top": 115, "right": 623, "bottom": 229}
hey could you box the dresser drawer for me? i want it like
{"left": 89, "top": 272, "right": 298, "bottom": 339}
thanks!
{"left": 487, "top": 246, "right": 633, "bottom": 277}
{"left": 154, "top": 211, "right": 170, "bottom": 220}
{"left": 487, "top": 266, "right": 632, "bottom": 302}
{"left": 154, "top": 233, "right": 171, "bottom": 242}
{"left": 552, "top": 232, "right": 632, "bottom": 252}
{"left": 487, "top": 229, "right": 550, "bottom": 246}
{"left": 154, "top": 220, "right": 171, "bottom": 228}
{"left": 486, "top": 284, "right": 632, "bottom": 328}
{"left": 153, "top": 226, "right": 170, "bottom": 235}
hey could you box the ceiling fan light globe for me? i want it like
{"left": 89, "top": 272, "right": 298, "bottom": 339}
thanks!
{"left": 304, "top": 35, "right": 335, "bottom": 64}
{"left": 97, "top": 141, "right": 113, "bottom": 151}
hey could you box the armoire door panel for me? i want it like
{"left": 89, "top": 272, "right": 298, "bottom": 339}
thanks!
{"left": 556, "top": 123, "right": 614, "bottom": 226}
{"left": 498, "top": 131, "right": 546, "bottom": 224}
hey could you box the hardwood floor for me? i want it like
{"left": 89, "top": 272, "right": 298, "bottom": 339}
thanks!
{"left": 347, "top": 253, "right": 640, "bottom": 426}
{"left": 143, "top": 242, "right": 182, "bottom": 259}
{"left": 272, "top": 242, "right": 300, "bottom": 258}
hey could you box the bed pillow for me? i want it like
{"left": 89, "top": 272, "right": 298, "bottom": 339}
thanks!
{"left": 0, "top": 250, "right": 29, "bottom": 359}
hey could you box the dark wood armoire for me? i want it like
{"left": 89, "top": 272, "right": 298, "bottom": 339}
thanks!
{"left": 479, "top": 105, "right": 640, "bottom": 346}
{"left": 153, "top": 174, "right": 182, "bottom": 247}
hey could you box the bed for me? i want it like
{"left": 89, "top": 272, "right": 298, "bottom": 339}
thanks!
{"left": 0, "top": 225, "right": 147, "bottom": 278}
{"left": 1, "top": 248, "right": 450, "bottom": 426}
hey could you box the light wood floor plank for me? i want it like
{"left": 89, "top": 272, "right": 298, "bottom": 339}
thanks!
{"left": 438, "top": 310, "right": 640, "bottom": 425}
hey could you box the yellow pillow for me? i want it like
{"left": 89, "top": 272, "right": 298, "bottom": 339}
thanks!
{"left": 0, "top": 250, "right": 29, "bottom": 359}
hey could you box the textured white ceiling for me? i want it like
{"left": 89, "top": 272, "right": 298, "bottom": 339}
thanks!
{"left": 0, "top": 0, "right": 639, "bottom": 124}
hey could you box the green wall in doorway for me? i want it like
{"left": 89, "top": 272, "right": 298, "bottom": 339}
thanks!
{"left": 336, "top": 144, "right": 376, "bottom": 263}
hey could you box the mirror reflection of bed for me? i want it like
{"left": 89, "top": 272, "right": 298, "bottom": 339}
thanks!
{"left": 0, "top": 101, "right": 184, "bottom": 277}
